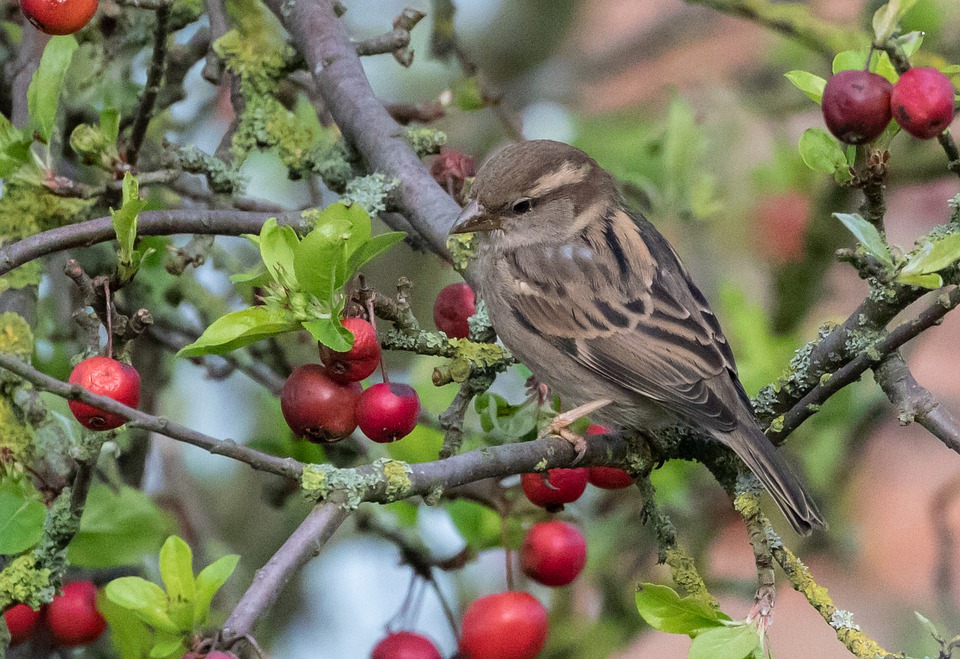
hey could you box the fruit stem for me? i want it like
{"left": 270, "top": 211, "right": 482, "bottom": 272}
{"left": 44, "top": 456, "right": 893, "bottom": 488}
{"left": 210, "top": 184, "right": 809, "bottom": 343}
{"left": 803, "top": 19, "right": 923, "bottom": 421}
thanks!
{"left": 103, "top": 280, "right": 114, "bottom": 359}
{"left": 500, "top": 514, "right": 515, "bottom": 591}
{"left": 864, "top": 45, "right": 876, "bottom": 72}
{"left": 359, "top": 275, "right": 390, "bottom": 384}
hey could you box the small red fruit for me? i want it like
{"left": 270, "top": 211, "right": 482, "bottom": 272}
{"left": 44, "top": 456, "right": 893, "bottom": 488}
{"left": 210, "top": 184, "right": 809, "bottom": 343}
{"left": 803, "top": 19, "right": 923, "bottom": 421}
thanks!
{"left": 588, "top": 466, "right": 634, "bottom": 489}
{"left": 319, "top": 317, "right": 382, "bottom": 383}
{"left": 891, "top": 67, "right": 956, "bottom": 139}
{"left": 21, "top": 0, "right": 98, "bottom": 35}
{"left": 46, "top": 581, "right": 106, "bottom": 647}
{"left": 68, "top": 356, "right": 141, "bottom": 430}
{"left": 521, "top": 468, "right": 588, "bottom": 510}
{"left": 521, "top": 520, "right": 587, "bottom": 587}
{"left": 356, "top": 383, "right": 420, "bottom": 443}
{"left": 281, "top": 364, "right": 362, "bottom": 442}
{"left": 4, "top": 603, "right": 41, "bottom": 645}
{"left": 753, "top": 191, "right": 811, "bottom": 265}
{"left": 459, "top": 591, "right": 548, "bottom": 659}
{"left": 433, "top": 283, "right": 476, "bottom": 340}
{"left": 371, "top": 631, "right": 442, "bottom": 659}
{"left": 821, "top": 69, "right": 893, "bottom": 144}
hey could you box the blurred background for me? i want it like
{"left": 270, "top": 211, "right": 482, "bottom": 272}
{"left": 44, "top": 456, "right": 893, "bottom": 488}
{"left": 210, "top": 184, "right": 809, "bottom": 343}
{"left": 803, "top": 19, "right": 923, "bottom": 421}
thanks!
{"left": 19, "top": 0, "right": 960, "bottom": 656}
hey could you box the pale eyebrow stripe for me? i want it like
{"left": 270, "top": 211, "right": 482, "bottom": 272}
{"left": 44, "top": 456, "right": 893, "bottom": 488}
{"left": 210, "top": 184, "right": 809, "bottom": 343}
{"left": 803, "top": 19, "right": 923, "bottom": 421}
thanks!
{"left": 527, "top": 161, "right": 590, "bottom": 197}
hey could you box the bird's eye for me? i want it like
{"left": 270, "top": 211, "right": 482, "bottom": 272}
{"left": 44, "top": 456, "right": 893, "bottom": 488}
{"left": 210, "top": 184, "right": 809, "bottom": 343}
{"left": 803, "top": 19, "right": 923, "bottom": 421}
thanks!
{"left": 511, "top": 197, "right": 533, "bottom": 214}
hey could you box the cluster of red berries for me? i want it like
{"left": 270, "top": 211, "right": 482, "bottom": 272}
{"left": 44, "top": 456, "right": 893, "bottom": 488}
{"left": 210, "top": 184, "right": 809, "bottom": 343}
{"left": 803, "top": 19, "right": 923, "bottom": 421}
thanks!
{"left": 822, "top": 67, "right": 956, "bottom": 144}
{"left": 281, "top": 283, "right": 478, "bottom": 445}
{"left": 4, "top": 581, "right": 106, "bottom": 648}
{"left": 20, "top": 0, "right": 97, "bottom": 35}
{"left": 281, "top": 317, "right": 421, "bottom": 444}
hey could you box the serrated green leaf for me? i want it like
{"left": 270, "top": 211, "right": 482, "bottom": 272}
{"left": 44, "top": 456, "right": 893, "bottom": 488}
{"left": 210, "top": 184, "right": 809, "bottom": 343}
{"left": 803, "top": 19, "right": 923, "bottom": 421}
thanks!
{"left": 347, "top": 232, "right": 406, "bottom": 275}
{"left": 798, "top": 129, "right": 848, "bottom": 176}
{"left": 302, "top": 317, "right": 352, "bottom": 351}
{"left": 69, "top": 484, "right": 171, "bottom": 568}
{"left": 0, "top": 114, "right": 31, "bottom": 177}
{"left": 688, "top": 623, "right": 761, "bottom": 659}
{"left": 314, "top": 201, "right": 371, "bottom": 258}
{"left": 27, "top": 35, "right": 79, "bottom": 141}
{"left": 895, "top": 31, "right": 924, "bottom": 57}
{"left": 784, "top": 71, "right": 826, "bottom": 104}
{"left": 105, "top": 577, "right": 181, "bottom": 634}
{"left": 896, "top": 272, "right": 943, "bottom": 288}
{"left": 158, "top": 536, "right": 196, "bottom": 613}
{"left": 873, "top": 0, "right": 919, "bottom": 43}
{"left": 259, "top": 218, "right": 300, "bottom": 289}
{"left": 100, "top": 107, "right": 120, "bottom": 144}
{"left": 901, "top": 232, "right": 960, "bottom": 276}
{"left": 832, "top": 212, "right": 894, "bottom": 268}
{"left": 0, "top": 490, "right": 45, "bottom": 554}
{"left": 193, "top": 553, "right": 239, "bottom": 626}
{"left": 177, "top": 306, "right": 299, "bottom": 357}
{"left": 111, "top": 173, "right": 148, "bottom": 281}
{"left": 294, "top": 227, "right": 346, "bottom": 301}
{"left": 98, "top": 591, "right": 154, "bottom": 659}
{"left": 635, "top": 583, "right": 729, "bottom": 636}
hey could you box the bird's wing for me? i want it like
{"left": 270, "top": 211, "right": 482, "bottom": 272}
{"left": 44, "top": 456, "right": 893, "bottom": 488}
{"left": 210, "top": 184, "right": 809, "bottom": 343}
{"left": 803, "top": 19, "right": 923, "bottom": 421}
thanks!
{"left": 503, "top": 207, "right": 744, "bottom": 432}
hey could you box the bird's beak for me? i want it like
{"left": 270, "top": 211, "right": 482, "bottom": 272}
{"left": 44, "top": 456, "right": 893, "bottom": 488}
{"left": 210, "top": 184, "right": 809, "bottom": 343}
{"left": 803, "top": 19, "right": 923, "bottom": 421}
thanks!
{"left": 450, "top": 198, "right": 500, "bottom": 234}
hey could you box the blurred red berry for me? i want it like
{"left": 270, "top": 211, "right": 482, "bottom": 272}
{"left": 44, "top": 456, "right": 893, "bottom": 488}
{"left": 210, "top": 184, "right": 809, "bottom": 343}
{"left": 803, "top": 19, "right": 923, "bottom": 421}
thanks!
{"left": 459, "top": 592, "right": 548, "bottom": 659}
{"left": 4, "top": 602, "right": 41, "bottom": 645}
{"left": 753, "top": 191, "right": 811, "bottom": 265}
{"left": 433, "top": 283, "right": 476, "bottom": 340}
{"left": 431, "top": 149, "right": 476, "bottom": 197}
{"left": 371, "top": 630, "right": 442, "bottom": 658}
{"left": 21, "top": 0, "right": 97, "bottom": 35}
{"left": 46, "top": 581, "right": 106, "bottom": 647}
{"left": 521, "top": 520, "right": 587, "bottom": 586}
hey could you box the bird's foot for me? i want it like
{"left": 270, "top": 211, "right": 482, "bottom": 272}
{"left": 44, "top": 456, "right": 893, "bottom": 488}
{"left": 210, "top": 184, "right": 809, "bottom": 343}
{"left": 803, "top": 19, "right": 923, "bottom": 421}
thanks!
{"left": 538, "top": 398, "right": 612, "bottom": 463}
{"left": 746, "top": 584, "right": 775, "bottom": 636}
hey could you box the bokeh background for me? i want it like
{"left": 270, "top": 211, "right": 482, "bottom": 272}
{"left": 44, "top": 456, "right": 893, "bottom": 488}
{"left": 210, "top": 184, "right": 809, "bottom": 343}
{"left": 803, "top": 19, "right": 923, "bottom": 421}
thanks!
{"left": 19, "top": 0, "right": 960, "bottom": 656}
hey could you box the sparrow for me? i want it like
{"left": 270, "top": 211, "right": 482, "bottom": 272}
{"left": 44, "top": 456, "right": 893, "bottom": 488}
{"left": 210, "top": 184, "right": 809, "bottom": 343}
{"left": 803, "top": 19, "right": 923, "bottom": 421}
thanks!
{"left": 449, "top": 139, "right": 825, "bottom": 536}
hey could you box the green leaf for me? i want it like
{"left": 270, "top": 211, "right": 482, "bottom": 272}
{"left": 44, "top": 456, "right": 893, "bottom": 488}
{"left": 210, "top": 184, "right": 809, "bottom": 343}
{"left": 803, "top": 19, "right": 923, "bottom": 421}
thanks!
{"left": 0, "top": 490, "right": 45, "bottom": 554}
{"left": 193, "top": 553, "right": 239, "bottom": 626}
{"left": 896, "top": 272, "right": 943, "bottom": 288}
{"left": 0, "top": 114, "right": 31, "bottom": 177}
{"left": 797, "top": 129, "right": 848, "bottom": 178}
{"left": 27, "top": 35, "right": 79, "bottom": 141}
{"left": 832, "top": 213, "right": 894, "bottom": 268}
{"left": 158, "top": 536, "right": 196, "bottom": 612}
{"left": 98, "top": 591, "right": 155, "bottom": 659}
{"left": 895, "top": 31, "right": 924, "bottom": 57}
{"left": 228, "top": 267, "right": 269, "bottom": 285}
{"left": 873, "top": 0, "right": 919, "bottom": 43}
{"left": 100, "top": 107, "right": 120, "bottom": 144}
{"left": 111, "top": 173, "right": 147, "bottom": 281}
{"left": 446, "top": 498, "right": 519, "bottom": 550}
{"left": 302, "top": 318, "right": 352, "bottom": 352}
{"left": 451, "top": 76, "right": 485, "bottom": 111}
{"left": 347, "top": 232, "right": 406, "bottom": 275}
{"left": 105, "top": 577, "right": 181, "bottom": 634}
{"left": 784, "top": 71, "right": 826, "bottom": 104}
{"left": 294, "top": 227, "right": 345, "bottom": 301}
{"left": 635, "top": 583, "right": 729, "bottom": 635}
{"left": 915, "top": 611, "right": 942, "bottom": 641}
{"left": 69, "top": 485, "right": 171, "bottom": 568}
{"left": 901, "top": 232, "right": 960, "bottom": 276}
{"left": 177, "top": 306, "right": 299, "bottom": 357}
{"left": 314, "top": 201, "right": 371, "bottom": 258}
{"left": 259, "top": 218, "right": 301, "bottom": 289}
{"left": 688, "top": 623, "right": 762, "bottom": 659}
{"left": 149, "top": 632, "right": 187, "bottom": 658}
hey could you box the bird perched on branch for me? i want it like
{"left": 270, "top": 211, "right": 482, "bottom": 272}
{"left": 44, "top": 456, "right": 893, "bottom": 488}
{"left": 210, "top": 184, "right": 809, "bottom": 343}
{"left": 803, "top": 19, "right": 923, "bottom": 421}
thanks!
{"left": 449, "top": 139, "right": 825, "bottom": 536}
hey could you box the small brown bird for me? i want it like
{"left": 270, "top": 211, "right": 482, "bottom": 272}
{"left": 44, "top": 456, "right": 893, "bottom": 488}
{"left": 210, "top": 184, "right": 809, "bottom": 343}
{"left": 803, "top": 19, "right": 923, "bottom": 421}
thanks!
{"left": 450, "top": 140, "right": 825, "bottom": 536}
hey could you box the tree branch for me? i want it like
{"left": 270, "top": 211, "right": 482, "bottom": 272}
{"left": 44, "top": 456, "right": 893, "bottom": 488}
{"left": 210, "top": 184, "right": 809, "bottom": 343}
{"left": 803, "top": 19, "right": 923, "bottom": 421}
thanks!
{"left": 0, "top": 210, "right": 300, "bottom": 277}
{"left": 221, "top": 499, "right": 351, "bottom": 644}
{"left": 261, "top": 0, "right": 460, "bottom": 260}
{"left": 126, "top": 2, "right": 173, "bottom": 166}
{"left": 873, "top": 353, "right": 960, "bottom": 455}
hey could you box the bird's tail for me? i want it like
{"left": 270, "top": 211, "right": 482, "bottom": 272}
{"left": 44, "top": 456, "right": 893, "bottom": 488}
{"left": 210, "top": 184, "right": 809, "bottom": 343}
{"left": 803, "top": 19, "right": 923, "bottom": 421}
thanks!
{"left": 717, "top": 420, "right": 826, "bottom": 536}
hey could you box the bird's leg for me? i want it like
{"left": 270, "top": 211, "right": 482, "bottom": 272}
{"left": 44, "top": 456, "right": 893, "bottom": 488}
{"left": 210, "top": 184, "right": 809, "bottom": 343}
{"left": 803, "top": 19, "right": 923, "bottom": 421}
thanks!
{"left": 538, "top": 398, "right": 613, "bottom": 463}
{"left": 746, "top": 583, "right": 775, "bottom": 638}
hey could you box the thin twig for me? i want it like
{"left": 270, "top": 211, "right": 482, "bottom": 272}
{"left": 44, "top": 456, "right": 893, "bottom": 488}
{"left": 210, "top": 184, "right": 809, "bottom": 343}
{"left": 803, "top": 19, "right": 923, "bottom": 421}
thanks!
{"left": 126, "top": 3, "right": 173, "bottom": 166}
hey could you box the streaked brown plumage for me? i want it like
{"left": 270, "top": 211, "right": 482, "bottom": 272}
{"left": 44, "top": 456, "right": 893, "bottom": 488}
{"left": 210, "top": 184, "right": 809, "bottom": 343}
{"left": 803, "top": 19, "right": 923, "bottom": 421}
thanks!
{"left": 450, "top": 139, "right": 825, "bottom": 536}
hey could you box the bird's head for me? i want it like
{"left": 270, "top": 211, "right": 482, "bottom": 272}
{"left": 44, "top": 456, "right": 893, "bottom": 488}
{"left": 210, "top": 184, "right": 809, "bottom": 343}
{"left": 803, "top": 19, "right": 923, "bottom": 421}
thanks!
{"left": 449, "top": 140, "right": 618, "bottom": 249}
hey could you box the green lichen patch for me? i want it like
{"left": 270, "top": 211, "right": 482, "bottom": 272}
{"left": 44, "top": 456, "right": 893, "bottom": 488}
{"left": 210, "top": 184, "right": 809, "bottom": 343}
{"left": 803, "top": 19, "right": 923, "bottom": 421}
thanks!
{"left": 342, "top": 174, "right": 399, "bottom": 215}
{"left": 0, "top": 313, "right": 34, "bottom": 359}
{"left": 301, "top": 459, "right": 415, "bottom": 509}
{"left": 0, "top": 555, "right": 53, "bottom": 610}
{"left": 445, "top": 233, "right": 477, "bottom": 272}
{"left": 0, "top": 261, "right": 43, "bottom": 295}
{"left": 663, "top": 547, "right": 717, "bottom": 608}
{"left": 378, "top": 458, "right": 413, "bottom": 501}
{"left": 404, "top": 128, "right": 447, "bottom": 157}
{"left": 0, "top": 183, "right": 95, "bottom": 240}
{"left": 0, "top": 396, "right": 33, "bottom": 467}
